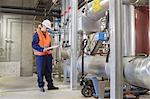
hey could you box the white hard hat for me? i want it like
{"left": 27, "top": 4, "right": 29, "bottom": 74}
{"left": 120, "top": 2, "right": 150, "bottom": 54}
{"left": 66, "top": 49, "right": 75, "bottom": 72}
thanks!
{"left": 42, "top": 19, "right": 51, "bottom": 29}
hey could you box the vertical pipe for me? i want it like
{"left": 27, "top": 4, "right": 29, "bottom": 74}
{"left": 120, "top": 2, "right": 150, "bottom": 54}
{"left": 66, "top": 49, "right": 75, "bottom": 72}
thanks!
{"left": 61, "top": 0, "right": 65, "bottom": 41}
{"left": 20, "top": 0, "right": 23, "bottom": 76}
{"left": 68, "top": 1, "right": 72, "bottom": 46}
{"left": 149, "top": 2, "right": 150, "bottom": 54}
{"left": 61, "top": 0, "right": 64, "bottom": 24}
{"left": 123, "top": 5, "right": 135, "bottom": 56}
{"left": 109, "top": 0, "right": 123, "bottom": 98}
{"left": 70, "top": 0, "right": 78, "bottom": 89}
{"left": 66, "top": 0, "right": 69, "bottom": 41}
{"left": 64, "top": 0, "right": 67, "bottom": 41}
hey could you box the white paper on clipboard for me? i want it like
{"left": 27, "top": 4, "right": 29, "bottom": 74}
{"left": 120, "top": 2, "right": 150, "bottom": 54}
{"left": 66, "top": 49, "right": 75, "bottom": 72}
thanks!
{"left": 46, "top": 45, "right": 59, "bottom": 50}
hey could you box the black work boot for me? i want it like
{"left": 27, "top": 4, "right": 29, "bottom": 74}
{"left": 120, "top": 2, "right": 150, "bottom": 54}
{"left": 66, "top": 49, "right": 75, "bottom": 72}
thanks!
{"left": 39, "top": 87, "right": 45, "bottom": 92}
{"left": 48, "top": 86, "right": 59, "bottom": 90}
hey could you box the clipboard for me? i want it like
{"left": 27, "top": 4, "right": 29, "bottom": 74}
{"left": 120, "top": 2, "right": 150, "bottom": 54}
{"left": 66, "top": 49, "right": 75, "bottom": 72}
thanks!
{"left": 46, "top": 45, "right": 59, "bottom": 50}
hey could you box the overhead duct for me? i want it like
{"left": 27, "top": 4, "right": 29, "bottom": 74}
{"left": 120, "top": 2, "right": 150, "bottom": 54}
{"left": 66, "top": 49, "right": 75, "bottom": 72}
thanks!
{"left": 123, "top": 0, "right": 149, "bottom": 5}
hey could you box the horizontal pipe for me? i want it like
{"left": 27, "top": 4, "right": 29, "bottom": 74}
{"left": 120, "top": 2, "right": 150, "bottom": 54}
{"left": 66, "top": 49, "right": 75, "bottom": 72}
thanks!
{"left": 1, "top": 5, "right": 44, "bottom": 11}
{"left": 0, "top": 5, "right": 61, "bottom": 13}
{"left": 83, "top": 0, "right": 148, "bottom": 22}
{"left": 0, "top": 9, "right": 61, "bottom": 18}
{"left": 124, "top": 57, "right": 150, "bottom": 89}
{"left": 106, "top": 56, "right": 150, "bottom": 89}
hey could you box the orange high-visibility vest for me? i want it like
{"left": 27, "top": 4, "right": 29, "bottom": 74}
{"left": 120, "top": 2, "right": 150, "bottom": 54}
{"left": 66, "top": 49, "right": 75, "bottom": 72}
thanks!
{"left": 33, "top": 31, "right": 52, "bottom": 55}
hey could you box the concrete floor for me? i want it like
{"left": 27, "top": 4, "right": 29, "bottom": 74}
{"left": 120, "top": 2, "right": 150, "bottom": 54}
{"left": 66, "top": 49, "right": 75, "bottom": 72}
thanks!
{"left": 0, "top": 75, "right": 150, "bottom": 99}
{"left": 0, "top": 75, "right": 94, "bottom": 99}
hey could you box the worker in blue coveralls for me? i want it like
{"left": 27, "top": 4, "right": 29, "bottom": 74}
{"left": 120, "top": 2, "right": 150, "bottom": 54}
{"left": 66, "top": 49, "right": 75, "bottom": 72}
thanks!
{"left": 32, "top": 20, "right": 59, "bottom": 92}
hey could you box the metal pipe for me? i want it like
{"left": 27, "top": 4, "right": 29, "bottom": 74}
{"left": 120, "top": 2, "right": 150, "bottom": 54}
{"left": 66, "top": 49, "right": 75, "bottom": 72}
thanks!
{"left": 61, "top": 0, "right": 65, "bottom": 23}
{"left": 82, "top": 0, "right": 148, "bottom": 22}
{"left": 84, "top": 0, "right": 109, "bottom": 21}
{"left": 77, "top": 56, "right": 150, "bottom": 90}
{"left": 70, "top": 0, "right": 78, "bottom": 90}
{"left": 77, "top": 55, "right": 107, "bottom": 78}
{"left": 105, "top": 56, "right": 150, "bottom": 90}
{"left": 79, "top": 0, "right": 109, "bottom": 32}
{"left": 78, "top": 56, "right": 150, "bottom": 91}
{"left": 0, "top": 9, "right": 60, "bottom": 17}
{"left": 0, "top": 5, "right": 61, "bottom": 13}
{"left": 123, "top": 5, "right": 135, "bottom": 56}
{"left": 66, "top": 0, "right": 69, "bottom": 41}
{"left": 1, "top": 5, "right": 44, "bottom": 11}
{"left": 109, "top": 0, "right": 123, "bottom": 98}
{"left": 124, "top": 57, "right": 150, "bottom": 89}
{"left": 123, "top": 0, "right": 149, "bottom": 5}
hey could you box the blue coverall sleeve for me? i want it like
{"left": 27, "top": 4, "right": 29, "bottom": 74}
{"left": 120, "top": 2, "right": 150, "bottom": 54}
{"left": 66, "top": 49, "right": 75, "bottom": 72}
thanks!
{"left": 32, "top": 33, "right": 44, "bottom": 52}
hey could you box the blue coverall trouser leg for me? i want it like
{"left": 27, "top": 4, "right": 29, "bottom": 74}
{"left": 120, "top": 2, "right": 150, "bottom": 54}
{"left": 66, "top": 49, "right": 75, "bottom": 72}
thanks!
{"left": 35, "top": 54, "right": 53, "bottom": 88}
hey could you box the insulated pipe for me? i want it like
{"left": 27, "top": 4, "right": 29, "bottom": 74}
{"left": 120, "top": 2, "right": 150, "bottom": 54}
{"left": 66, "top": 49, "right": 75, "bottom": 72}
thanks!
{"left": 77, "top": 55, "right": 107, "bottom": 78}
{"left": 106, "top": 56, "right": 150, "bottom": 89}
{"left": 123, "top": 0, "right": 149, "bottom": 5}
{"left": 83, "top": 0, "right": 148, "bottom": 22}
{"left": 83, "top": 0, "right": 109, "bottom": 21}
{"left": 124, "top": 57, "right": 150, "bottom": 89}
{"left": 77, "top": 56, "right": 150, "bottom": 89}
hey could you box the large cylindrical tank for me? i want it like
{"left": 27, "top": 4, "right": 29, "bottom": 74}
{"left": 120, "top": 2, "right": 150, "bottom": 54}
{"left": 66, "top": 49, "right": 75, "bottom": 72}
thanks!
{"left": 77, "top": 55, "right": 107, "bottom": 78}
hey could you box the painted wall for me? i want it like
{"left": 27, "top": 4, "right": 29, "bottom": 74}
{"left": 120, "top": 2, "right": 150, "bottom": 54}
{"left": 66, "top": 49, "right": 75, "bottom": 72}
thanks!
{"left": 135, "top": 6, "right": 149, "bottom": 55}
